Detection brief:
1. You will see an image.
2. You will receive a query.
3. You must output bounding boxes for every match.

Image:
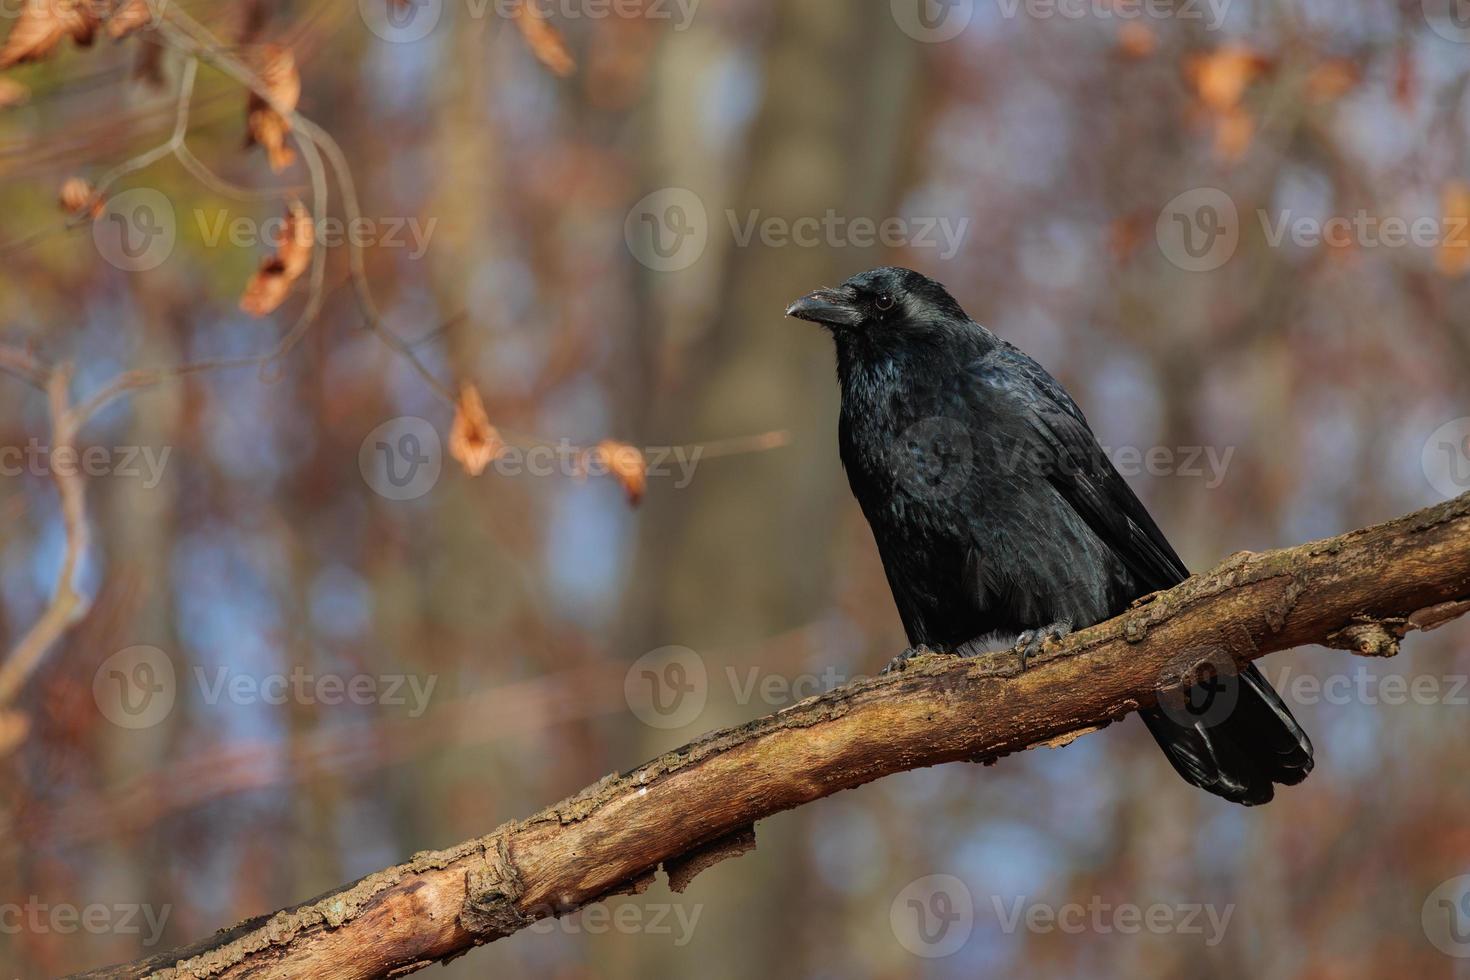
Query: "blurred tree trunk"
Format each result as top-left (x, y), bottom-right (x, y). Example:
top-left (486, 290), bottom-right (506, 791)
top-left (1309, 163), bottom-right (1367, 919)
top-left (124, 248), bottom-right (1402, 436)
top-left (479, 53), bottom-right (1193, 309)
top-left (620, 4), bottom-right (921, 976)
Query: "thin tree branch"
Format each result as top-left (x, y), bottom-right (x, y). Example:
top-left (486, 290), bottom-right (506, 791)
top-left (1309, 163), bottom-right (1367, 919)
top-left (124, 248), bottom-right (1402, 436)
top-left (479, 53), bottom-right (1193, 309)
top-left (0, 364), bottom-right (91, 709)
top-left (76, 492), bottom-right (1470, 980)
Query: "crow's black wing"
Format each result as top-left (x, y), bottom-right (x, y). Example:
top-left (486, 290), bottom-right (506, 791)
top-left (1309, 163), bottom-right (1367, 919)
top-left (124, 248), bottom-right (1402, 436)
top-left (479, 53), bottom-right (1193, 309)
top-left (971, 343), bottom-right (1313, 804)
top-left (971, 343), bottom-right (1190, 595)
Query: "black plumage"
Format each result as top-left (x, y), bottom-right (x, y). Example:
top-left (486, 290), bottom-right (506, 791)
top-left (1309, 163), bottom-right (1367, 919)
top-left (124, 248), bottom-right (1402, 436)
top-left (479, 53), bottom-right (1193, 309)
top-left (788, 266), bottom-right (1313, 806)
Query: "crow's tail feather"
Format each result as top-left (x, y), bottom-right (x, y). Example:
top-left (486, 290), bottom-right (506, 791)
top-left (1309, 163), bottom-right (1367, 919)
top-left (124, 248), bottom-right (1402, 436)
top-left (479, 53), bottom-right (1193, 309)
top-left (1140, 662), bottom-right (1313, 806)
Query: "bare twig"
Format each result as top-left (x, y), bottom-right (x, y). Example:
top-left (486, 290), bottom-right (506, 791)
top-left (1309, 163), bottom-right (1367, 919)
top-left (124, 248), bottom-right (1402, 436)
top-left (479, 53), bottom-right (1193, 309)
top-left (0, 363), bottom-right (91, 708)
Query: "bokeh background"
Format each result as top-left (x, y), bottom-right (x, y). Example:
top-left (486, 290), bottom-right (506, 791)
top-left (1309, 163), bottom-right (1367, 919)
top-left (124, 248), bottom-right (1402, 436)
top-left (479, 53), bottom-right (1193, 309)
top-left (3, 0), bottom-right (1470, 976)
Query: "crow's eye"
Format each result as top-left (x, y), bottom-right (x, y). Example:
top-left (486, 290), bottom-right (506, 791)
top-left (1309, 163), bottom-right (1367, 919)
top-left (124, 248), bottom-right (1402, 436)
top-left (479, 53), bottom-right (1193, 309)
top-left (875, 293), bottom-right (895, 311)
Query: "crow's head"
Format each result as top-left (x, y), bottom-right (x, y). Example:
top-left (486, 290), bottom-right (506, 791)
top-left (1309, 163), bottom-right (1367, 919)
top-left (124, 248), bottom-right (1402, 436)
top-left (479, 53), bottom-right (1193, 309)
top-left (784, 267), bottom-right (969, 336)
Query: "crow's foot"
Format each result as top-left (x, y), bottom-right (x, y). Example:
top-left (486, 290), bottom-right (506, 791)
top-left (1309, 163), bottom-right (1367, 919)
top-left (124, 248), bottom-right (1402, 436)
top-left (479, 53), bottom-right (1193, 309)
top-left (1012, 621), bottom-right (1072, 670)
top-left (881, 645), bottom-right (948, 675)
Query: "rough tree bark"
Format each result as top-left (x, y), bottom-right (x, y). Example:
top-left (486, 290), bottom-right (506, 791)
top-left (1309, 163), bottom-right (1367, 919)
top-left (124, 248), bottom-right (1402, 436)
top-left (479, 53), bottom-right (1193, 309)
top-left (78, 492), bottom-right (1470, 980)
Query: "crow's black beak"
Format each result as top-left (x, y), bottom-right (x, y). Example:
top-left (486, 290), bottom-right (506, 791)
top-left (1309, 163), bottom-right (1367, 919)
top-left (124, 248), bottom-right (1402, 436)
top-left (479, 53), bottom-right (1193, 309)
top-left (785, 288), bottom-right (861, 328)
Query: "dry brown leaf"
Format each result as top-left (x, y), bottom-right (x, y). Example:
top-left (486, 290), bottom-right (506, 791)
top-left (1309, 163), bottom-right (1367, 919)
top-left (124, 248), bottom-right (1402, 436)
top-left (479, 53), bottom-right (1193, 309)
top-left (0, 0), bottom-right (103, 69)
top-left (449, 383), bottom-right (503, 476)
top-left (1437, 181), bottom-right (1470, 278)
top-left (58, 176), bottom-right (103, 218)
top-left (0, 708), bottom-right (29, 757)
top-left (239, 262), bottom-right (293, 316)
top-left (1394, 45), bottom-right (1416, 110)
top-left (1107, 212), bottom-right (1147, 263)
top-left (589, 439), bottom-right (647, 506)
top-left (239, 201), bottom-right (314, 316)
top-left (1305, 59), bottom-right (1357, 104)
top-left (245, 44), bottom-right (301, 173)
top-left (274, 199), bottom-right (314, 279)
top-left (108, 0), bottom-right (154, 38)
top-left (132, 29), bottom-right (165, 86)
top-left (1115, 23), bottom-right (1157, 60)
top-left (0, 78), bottom-right (29, 107)
top-left (513, 0), bottom-right (575, 77)
top-left (1212, 105), bottom-right (1255, 162)
top-left (1186, 45), bottom-right (1270, 113)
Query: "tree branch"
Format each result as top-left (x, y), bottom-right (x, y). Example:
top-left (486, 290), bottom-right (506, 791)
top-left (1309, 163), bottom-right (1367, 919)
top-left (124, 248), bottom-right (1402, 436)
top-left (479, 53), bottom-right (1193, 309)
top-left (0, 362), bottom-right (91, 735)
top-left (78, 492), bottom-right (1470, 979)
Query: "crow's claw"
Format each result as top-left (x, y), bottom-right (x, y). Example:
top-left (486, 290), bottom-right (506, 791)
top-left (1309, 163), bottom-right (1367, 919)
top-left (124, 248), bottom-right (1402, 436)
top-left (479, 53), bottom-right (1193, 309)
top-left (1012, 621), bottom-right (1072, 670)
top-left (881, 645), bottom-right (940, 675)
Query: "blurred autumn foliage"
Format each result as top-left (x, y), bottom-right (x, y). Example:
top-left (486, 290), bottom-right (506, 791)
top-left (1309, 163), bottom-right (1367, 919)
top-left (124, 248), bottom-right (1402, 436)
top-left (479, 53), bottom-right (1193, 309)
top-left (2, 0), bottom-right (1470, 978)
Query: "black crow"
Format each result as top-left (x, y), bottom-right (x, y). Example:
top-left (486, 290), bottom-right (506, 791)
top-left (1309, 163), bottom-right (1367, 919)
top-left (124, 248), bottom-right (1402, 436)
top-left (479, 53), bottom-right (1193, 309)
top-left (787, 266), bottom-right (1313, 805)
